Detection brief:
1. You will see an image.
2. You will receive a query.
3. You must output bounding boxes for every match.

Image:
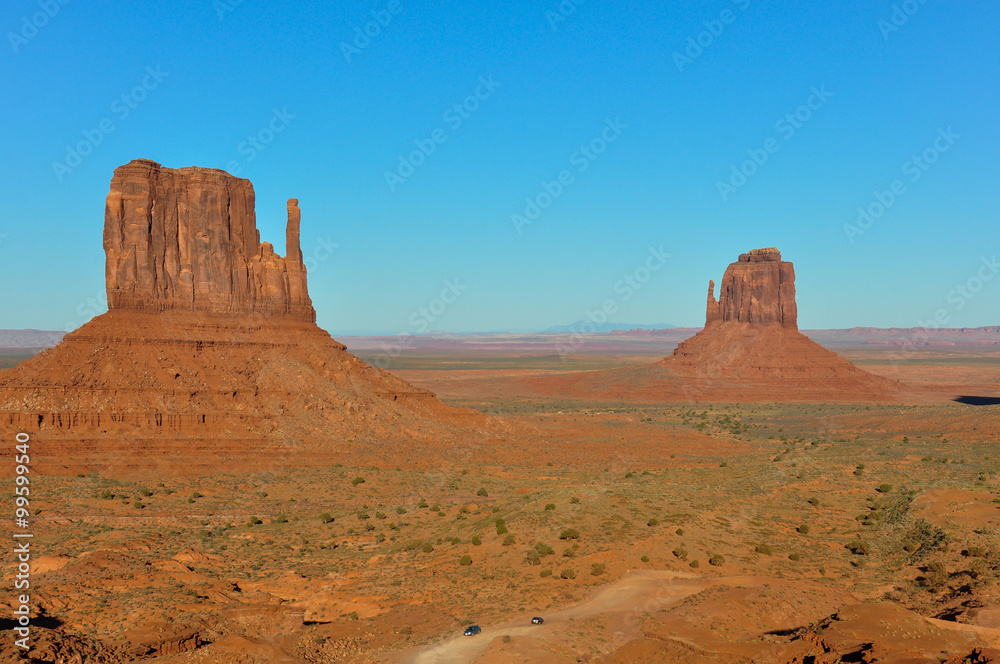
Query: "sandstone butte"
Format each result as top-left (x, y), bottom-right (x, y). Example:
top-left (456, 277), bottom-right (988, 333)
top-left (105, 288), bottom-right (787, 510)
top-left (0, 159), bottom-right (495, 477)
top-left (520, 248), bottom-right (908, 403)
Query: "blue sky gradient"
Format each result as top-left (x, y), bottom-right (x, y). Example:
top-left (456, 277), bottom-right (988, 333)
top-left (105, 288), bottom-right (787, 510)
top-left (1, 0), bottom-right (998, 333)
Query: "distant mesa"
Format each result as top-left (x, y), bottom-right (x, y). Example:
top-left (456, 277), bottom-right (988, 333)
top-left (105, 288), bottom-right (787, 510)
top-left (515, 248), bottom-right (908, 403)
top-left (0, 159), bottom-right (489, 477)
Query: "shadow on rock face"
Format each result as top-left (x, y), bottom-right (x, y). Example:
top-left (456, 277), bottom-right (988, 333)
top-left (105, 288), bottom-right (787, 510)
top-left (954, 395), bottom-right (1000, 406)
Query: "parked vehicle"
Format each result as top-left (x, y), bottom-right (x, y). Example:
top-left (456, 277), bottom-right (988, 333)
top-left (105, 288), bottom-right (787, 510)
top-left (463, 625), bottom-right (482, 636)
top-left (531, 617), bottom-right (545, 625)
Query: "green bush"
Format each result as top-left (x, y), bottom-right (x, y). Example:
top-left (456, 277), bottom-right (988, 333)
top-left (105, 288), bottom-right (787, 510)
top-left (719, 461), bottom-right (728, 468)
top-left (396, 506), bottom-right (407, 514)
top-left (846, 539), bottom-right (869, 555)
top-left (559, 528), bottom-right (580, 540)
top-left (560, 568), bottom-right (576, 579)
top-left (459, 555), bottom-right (472, 566)
top-left (788, 552), bottom-right (801, 561)
top-left (477, 487), bottom-right (488, 497)
top-left (534, 542), bottom-right (555, 556)
top-left (755, 543), bottom-right (773, 555)
top-left (140, 488), bottom-right (152, 497)
top-left (876, 483), bottom-right (893, 494)
top-left (450, 537), bottom-right (461, 545)
top-left (647, 518), bottom-right (659, 527)
top-left (675, 528), bottom-right (685, 536)
top-left (797, 524), bottom-right (810, 535)
top-left (248, 516), bottom-right (262, 526)
top-left (375, 511), bottom-right (387, 519)
top-left (471, 535), bottom-right (482, 546)
top-left (540, 569), bottom-right (552, 578)
top-left (689, 559), bottom-right (700, 568)
top-left (525, 550), bottom-right (541, 566)
top-left (320, 512), bottom-right (334, 524)
top-left (273, 515), bottom-right (287, 524)
top-left (133, 500), bottom-right (144, 509)
top-left (672, 546), bottom-right (688, 559)
top-left (422, 542), bottom-right (434, 553)
top-left (591, 563), bottom-right (606, 576)
top-left (496, 524), bottom-right (508, 535)
top-left (100, 490), bottom-right (114, 500)
top-left (570, 496), bottom-right (580, 504)
top-left (417, 499), bottom-right (428, 508)
top-left (807, 497), bottom-right (820, 506)
top-left (709, 554), bottom-right (725, 567)
top-left (352, 477), bottom-right (366, 486)
top-left (544, 503), bottom-right (556, 511)
top-left (502, 535), bottom-right (516, 546)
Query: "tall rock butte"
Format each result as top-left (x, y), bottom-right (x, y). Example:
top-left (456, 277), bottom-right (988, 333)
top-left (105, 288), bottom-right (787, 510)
top-left (0, 159), bottom-right (492, 477)
top-left (705, 247), bottom-right (797, 328)
top-left (104, 159), bottom-right (313, 319)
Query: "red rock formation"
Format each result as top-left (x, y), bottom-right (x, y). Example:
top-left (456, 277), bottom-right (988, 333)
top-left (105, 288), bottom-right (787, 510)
top-left (515, 248), bottom-right (908, 403)
top-left (0, 160), bottom-right (493, 477)
top-left (708, 247), bottom-right (797, 329)
top-left (104, 159), bottom-right (313, 319)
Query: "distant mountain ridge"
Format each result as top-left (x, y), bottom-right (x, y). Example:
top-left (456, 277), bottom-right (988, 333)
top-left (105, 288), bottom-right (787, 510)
top-left (542, 322), bottom-right (678, 333)
top-left (0, 329), bottom-right (66, 348)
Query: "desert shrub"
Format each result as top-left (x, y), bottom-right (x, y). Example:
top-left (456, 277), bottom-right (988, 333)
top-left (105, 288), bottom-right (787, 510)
top-left (570, 496), bottom-right (580, 504)
top-left (417, 499), bottom-right (428, 508)
top-left (562, 547), bottom-right (575, 558)
top-left (459, 555), bottom-right (472, 566)
top-left (477, 487), bottom-right (488, 497)
top-left (273, 515), bottom-right (287, 524)
top-left (876, 483), bottom-right (892, 494)
top-left (560, 568), bottom-right (576, 579)
top-left (966, 546), bottom-right (987, 558)
top-left (709, 554), bottom-right (725, 567)
top-left (140, 488), bottom-right (152, 497)
top-left (854, 465), bottom-right (865, 476)
top-left (450, 537), bottom-right (461, 545)
top-left (472, 535), bottom-right (482, 546)
top-left (641, 555), bottom-right (650, 562)
top-left (846, 539), bottom-right (869, 555)
top-left (808, 497), bottom-right (820, 506)
top-left (545, 503), bottom-right (556, 511)
top-left (789, 552), bottom-right (801, 561)
top-left (719, 461), bottom-right (728, 467)
top-left (675, 528), bottom-right (685, 536)
top-left (591, 563), bottom-right (606, 576)
top-left (672, 546), bottom-right (688, 559)
top-left (351, 477), bottom-right (365, 486)
top-left (797, 524), bottom-right (810, 535)
top-left (402, 540), bottom-right (421, 551)
top-left (559, 528), bottom-right (580, 540)
top-left (689, 559), bottom-right (700, 568)
top-left (248, 516), bottom-right (262, 526)
top-left (375, 511), bottom-right (387, 520)
top-left (357, 512), bottom-right (370, 520)
top-left (755, 543), bottom-right (773, 555)
top-left (625, 472), bottom-right (634, 478)
top-left (133, 500), bottom-right (144, 509)
top-left (422, 542), bottom-right (434, 553)
top-left (100, 490), bottom-right (114, 500)
top-left (525, 550), bottom-right (541, 566)
top-left (431, 503), bottom-right (441, 511)
top-left (535, 542), bottom-right (555, 556)
top-left (647, 518), bottom-right (659, 527)
top-left (347, 611), bottom-right (359, 620)
top-left (320, 512), bottom-right (334, 524)
top-left (496, 523), bottom-right (508, 536)
top-left (191, 491), bottom-right (203, 499)
top-left (396, 506), bottom-right (407, 514)
top-left (503, 535), bottom-right (516, 546)
top-left (540, 569), bottom-right (552, 578)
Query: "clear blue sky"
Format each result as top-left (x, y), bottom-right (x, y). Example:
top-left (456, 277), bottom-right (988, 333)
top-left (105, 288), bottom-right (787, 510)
top-left (2, 0), bottom-right (998, 333)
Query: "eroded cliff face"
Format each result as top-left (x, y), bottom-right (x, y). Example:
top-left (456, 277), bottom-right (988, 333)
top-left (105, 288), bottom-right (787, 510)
top-left (103, 159), bottom-right (314, 320)
top-left (706, 247), bottom-right (797, 329)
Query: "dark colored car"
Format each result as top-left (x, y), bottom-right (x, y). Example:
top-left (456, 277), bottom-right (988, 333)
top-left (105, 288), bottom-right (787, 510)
top-left (463, 625), bottom-right (482, 636)
top-left (531, 617), bottom-right (545, 625)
